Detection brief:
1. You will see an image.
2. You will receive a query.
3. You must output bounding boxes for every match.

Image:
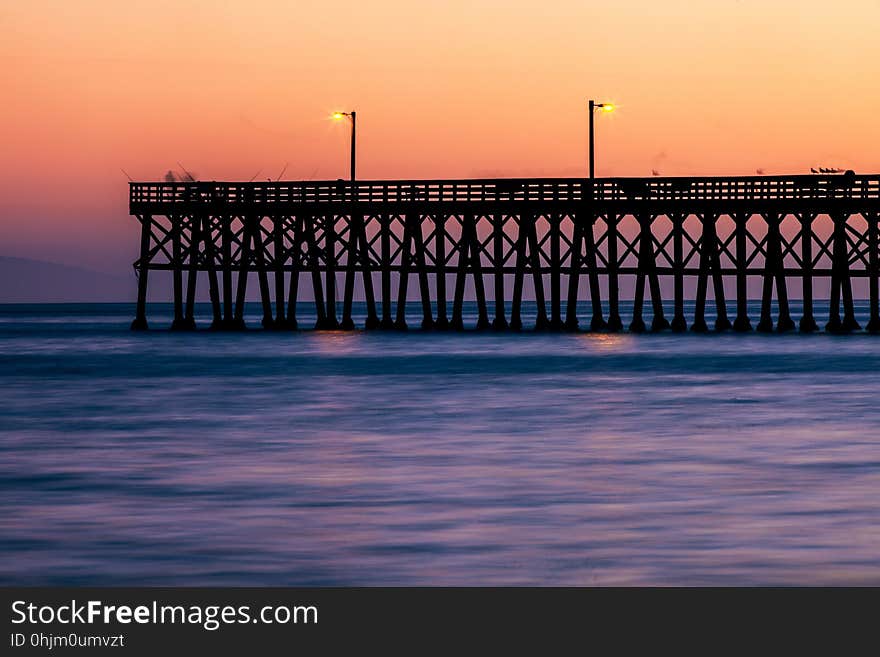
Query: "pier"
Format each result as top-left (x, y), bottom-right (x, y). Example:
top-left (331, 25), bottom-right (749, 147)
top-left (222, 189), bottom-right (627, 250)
top-left (129, 174), bottom-right (880, 333)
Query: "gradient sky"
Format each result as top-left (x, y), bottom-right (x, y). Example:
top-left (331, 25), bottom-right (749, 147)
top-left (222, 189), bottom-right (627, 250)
top-left (1, 0), bottom-right (879, 273)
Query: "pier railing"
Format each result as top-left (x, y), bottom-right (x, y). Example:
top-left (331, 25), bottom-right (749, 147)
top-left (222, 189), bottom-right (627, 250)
top-left (130, 175), bottom-right (880, 207)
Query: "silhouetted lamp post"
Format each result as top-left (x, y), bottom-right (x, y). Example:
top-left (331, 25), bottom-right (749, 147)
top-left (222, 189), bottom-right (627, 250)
top-left (587, 100), bottom-right (617, 332)
top-left (332, 111), bottom-right (357, 182)
top-left (588, 100), bottom-right (614, 179)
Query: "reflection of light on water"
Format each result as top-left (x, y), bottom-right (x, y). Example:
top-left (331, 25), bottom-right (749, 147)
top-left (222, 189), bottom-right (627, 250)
top-left (577, 333), bottom-right (632, 350)
top-left (309, 331), bottom-right (363, 355)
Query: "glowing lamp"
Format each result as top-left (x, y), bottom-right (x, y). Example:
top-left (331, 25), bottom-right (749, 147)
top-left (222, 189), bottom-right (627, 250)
top-left (331, 110), bottom-right (357, 181)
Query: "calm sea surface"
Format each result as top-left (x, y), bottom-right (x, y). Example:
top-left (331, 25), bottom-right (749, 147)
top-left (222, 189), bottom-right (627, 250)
top-left (2, 301), bottom-right (880, 585)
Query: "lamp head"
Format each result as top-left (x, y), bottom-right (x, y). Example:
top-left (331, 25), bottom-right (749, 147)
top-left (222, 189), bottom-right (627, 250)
top-left (590, 101), bottom-right (616, 113)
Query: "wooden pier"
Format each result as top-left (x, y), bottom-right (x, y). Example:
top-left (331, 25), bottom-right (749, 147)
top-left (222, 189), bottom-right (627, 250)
top-left (128, 173), bottom-right (880, 333)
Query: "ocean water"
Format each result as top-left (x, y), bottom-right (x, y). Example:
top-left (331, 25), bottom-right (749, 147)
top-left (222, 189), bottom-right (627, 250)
top-left (2, 301), bottom-right (880, 586)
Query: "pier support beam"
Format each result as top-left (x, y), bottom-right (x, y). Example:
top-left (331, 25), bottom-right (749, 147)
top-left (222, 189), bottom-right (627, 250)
top-left (798, 213), bottom-right (819, 332)
top-left (584, 215), bottom-right (606, 331)
top-left (630, 213), bottom-right (669, 333)
top-left (170, 215), bottom-right (186, 330)
top-left (757, 213), bottom-right (794, 333)
top-left (732, 213), bottom-right (752, 331)
top-left (180, 213), bottom-right (200, 330)
top-left (528, 214), bottom-right (550, 331)
top-left (827, 213), bottom-right (860, 333)
top-left (510, 213), bottom-right (549, 331)
top-left (510, 214), bottom-right (526, 331)
top-left (285, 216), bottom-right (302, 331)
top-left (320, 214), bottom-right (340, 330)
top-left (710, 217), bottom-right (731, 331)
top-left (566, 210), bottom-right (606, 331)
top-left (434, 215), bottom-right (449, 329)
top-left (342, 212), bottom-right (379, 330)
top-left (692, 214), bottom-right (730, 332)
top-left (451, 218), bottom-right (467, 330)
top-left (379, 214), bottom-right (394, 329)
top-left (492, 214), bottom-right (508, 330)
top-left (221, 216), bottom-right (235, 329)
top-left (396, 213), bottom-right (433, 330)
top-left (202, 215), bottom-right (222, 328)
top-left (131, 214), bottom-right (151, 330)
top-left (670, 213), bottom-right (687, 332)
top-left (341, 182), bottom-right (364, 330)
top-left (605, 214), bottom-right (623, 332)
top-left (414, 216), bottom-right (434, 330)
top-left (564, 217), bottom-right (582, 331)
top-left (272, 216), bottom-right (287, 329)
top-left (232, 215), bottom-right (251, 330)
top-left (252, 217), bottom-right (275, 329)
top-left (451, 214), bottom-right (490, 330)
top-left (549, 214), bottom-right (562, 330)
top-left (304, 215), bottom-right (328, 330)
top-left (868, 212), bottom-right (880, 333)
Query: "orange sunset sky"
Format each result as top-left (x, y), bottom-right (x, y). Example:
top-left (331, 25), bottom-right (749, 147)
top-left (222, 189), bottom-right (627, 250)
top-left (1, 0), bottom-right (879, 274)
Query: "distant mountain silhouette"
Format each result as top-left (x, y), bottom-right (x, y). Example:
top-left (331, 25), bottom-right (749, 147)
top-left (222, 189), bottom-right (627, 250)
top-left (0, 256), bottom-right (135, 302)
